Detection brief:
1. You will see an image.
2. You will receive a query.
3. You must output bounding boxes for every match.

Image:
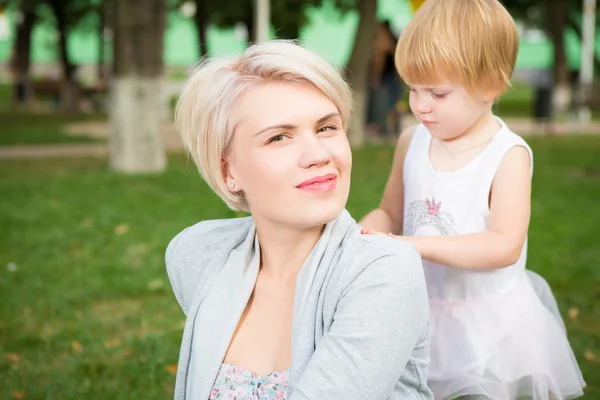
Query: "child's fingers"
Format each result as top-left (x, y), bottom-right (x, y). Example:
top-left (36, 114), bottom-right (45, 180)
top-left (361, 228), bottom-right (388, 235)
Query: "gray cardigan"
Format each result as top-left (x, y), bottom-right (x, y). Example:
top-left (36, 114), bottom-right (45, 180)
top-left (166, 209), bottom-right (433, 399)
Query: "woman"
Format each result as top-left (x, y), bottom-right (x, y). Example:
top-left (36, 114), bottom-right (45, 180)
top-left (167, 40), bottom-right (432, 400)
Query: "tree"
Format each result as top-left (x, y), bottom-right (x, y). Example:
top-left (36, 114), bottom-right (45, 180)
top-left (501, 0), bottom-right (599, 116)
top-left (6, 0), bottom-right (103, 110)
top-left (568, 5), bottom-right (600, 76)
top-left (176, 0), bottom-right (325, 53)
top-left (10, 0), bottom-right (38, 107)
top-left (270, 0), bottom-right (309, 40)
top-left (545, 0), bottom-right (570, 115)
top-left (49, 0), bottom-right (78, 112)
top-left (98, 0), bottom-right (113, 84)
top-left (110, 0), bottom-right (167, 173)
top-left (345, 0), bottom-right (378, 147)
top-left (193, 0), bottom-right (209, 56)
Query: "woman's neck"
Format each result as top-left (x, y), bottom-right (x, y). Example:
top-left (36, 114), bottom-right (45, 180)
top-left (253, 218), bottom-right (325, 283)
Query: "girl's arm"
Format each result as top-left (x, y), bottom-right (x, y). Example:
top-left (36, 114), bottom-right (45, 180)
top-left (394, 145), bottom-right (532, 270)
top-left (359, 126), bottom-right (416, 234)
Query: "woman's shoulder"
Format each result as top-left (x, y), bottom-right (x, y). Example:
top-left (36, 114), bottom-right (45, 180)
top-left (339, 231), bottom-right (426, 288)
top-left (165, 217), bottom-right (254, 314)
top-left (167, 217), bottom-right (254, 258)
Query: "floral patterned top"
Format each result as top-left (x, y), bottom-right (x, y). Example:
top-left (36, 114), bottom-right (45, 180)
top-left (208, 363), bottom-right (289, 400)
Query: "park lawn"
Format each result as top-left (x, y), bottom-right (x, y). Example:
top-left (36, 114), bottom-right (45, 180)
top-left (0, 111), bottom-right (106, 146)
top-left (1, 135), bottom-right (599, 399)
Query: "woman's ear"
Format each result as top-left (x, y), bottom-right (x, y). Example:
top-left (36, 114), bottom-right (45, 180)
top-left (222, 158), bottom-right (240, 193)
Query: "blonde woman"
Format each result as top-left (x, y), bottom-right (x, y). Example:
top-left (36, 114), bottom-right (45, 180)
top-left (167, 40), bottom-right (433, 400)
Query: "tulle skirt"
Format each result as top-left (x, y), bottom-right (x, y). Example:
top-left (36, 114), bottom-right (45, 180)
top-left (427, 271), bottom-right (586, 400)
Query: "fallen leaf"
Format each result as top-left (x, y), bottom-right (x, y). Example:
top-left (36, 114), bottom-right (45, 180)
top-left (584, 350), bottom-right (597, 362)
top-left (568, 307), bottom-right (579, 320)
top-left (103, 339), bottom-right (121, 349)
top-left (165, 364), bottom-right (178, 375)
top-left (114, 224), bottom-right (129, 236)
top-left (82, 218), bottom-right (94, 227)
top-left (3, 353), bottom-right (20, 364)
top-left (11, 391), bottom-right (26, 399)
top-left (70, 247), bottom-right (82, 260)
top-left (376, 150), bottom-right (390, 163)
top-left (71, 341), bottom-right (83, 353)
top-left (148, 279), bottom-right (164, 290)
top-left (118, 348), bottom-right (133, 358)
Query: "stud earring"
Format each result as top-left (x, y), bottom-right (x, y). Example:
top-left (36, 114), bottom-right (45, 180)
top-left (228, 182), bottom-right (235, 189)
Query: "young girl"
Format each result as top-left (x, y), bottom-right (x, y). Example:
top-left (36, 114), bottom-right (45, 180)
top-left (360, 0), bottom-right (586, 399)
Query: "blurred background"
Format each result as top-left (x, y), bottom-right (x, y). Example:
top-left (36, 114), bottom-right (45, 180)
top-left (0, 0), bottom-right (598, 398)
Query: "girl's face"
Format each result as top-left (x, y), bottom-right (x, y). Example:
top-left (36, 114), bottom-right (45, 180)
top-left (408, 81), bottom-right (497, 140)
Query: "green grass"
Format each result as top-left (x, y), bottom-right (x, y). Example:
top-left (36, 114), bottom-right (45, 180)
top-left (1, 130), bottom-right (599, 398)
top-left (0, 112), bottom-right (107, 146)
top-left (0, 83), bottom-right (107, 146)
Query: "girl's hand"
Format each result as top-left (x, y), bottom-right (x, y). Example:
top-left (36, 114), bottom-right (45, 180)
top-left (360, 228), bottom-right (387, 235)
top-left (361, 229), bottom-right (423, 258)
top-left (386, 234), bottom-right (424, 258)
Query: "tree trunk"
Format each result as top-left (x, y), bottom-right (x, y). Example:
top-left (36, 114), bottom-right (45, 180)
top-left (244, 0), bottom-right (257, 45)
top-left (50, 0), bottom-right (79, 113)
top-left (194, 0), bottom-right (208, 57)
top-left (110, 0), bottom-right (167, 173)
top-left (546, 0), bottom-right (571, 117)
top-left (12, 1), bottom-right (36, 107)
top-left (97, 1), bottom-right (106, 84)
top-left (346, 0), bottom-right (378, 147)
top-left (272, 0), bottom-right (302, 40)
top-left (567, 15), bottom-right (600, 76)
top-left (104, 0), bottom-right (115, 80)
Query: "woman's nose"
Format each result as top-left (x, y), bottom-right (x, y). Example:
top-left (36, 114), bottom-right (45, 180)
top-left (298, 133), bottom-right (332, 169)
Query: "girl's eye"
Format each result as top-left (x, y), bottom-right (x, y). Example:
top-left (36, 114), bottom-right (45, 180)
top-left (432, 92), bottom-right (447, 99)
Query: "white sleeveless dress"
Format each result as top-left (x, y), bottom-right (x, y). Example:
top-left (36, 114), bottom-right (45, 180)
top-left (402, 119), bottom-right (586, 399)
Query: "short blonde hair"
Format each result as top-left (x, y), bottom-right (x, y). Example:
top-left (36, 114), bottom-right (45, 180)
top-left (175, 40), bottom-right (352, 211)
top-left (396, 0), bottom-right (519, 95)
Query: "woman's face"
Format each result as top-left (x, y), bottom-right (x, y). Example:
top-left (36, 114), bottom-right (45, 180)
top-left (225, 81), bottom-right (352, 229)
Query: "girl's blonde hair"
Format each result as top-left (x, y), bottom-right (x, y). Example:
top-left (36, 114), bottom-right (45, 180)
top-left (396, 0), bottom-right (519, 95)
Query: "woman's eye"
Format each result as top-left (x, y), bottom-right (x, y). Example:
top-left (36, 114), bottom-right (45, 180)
top-left (317, 125), bottom-right (337, 133)
top-left (268, 134), bottom-right (288, 143)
